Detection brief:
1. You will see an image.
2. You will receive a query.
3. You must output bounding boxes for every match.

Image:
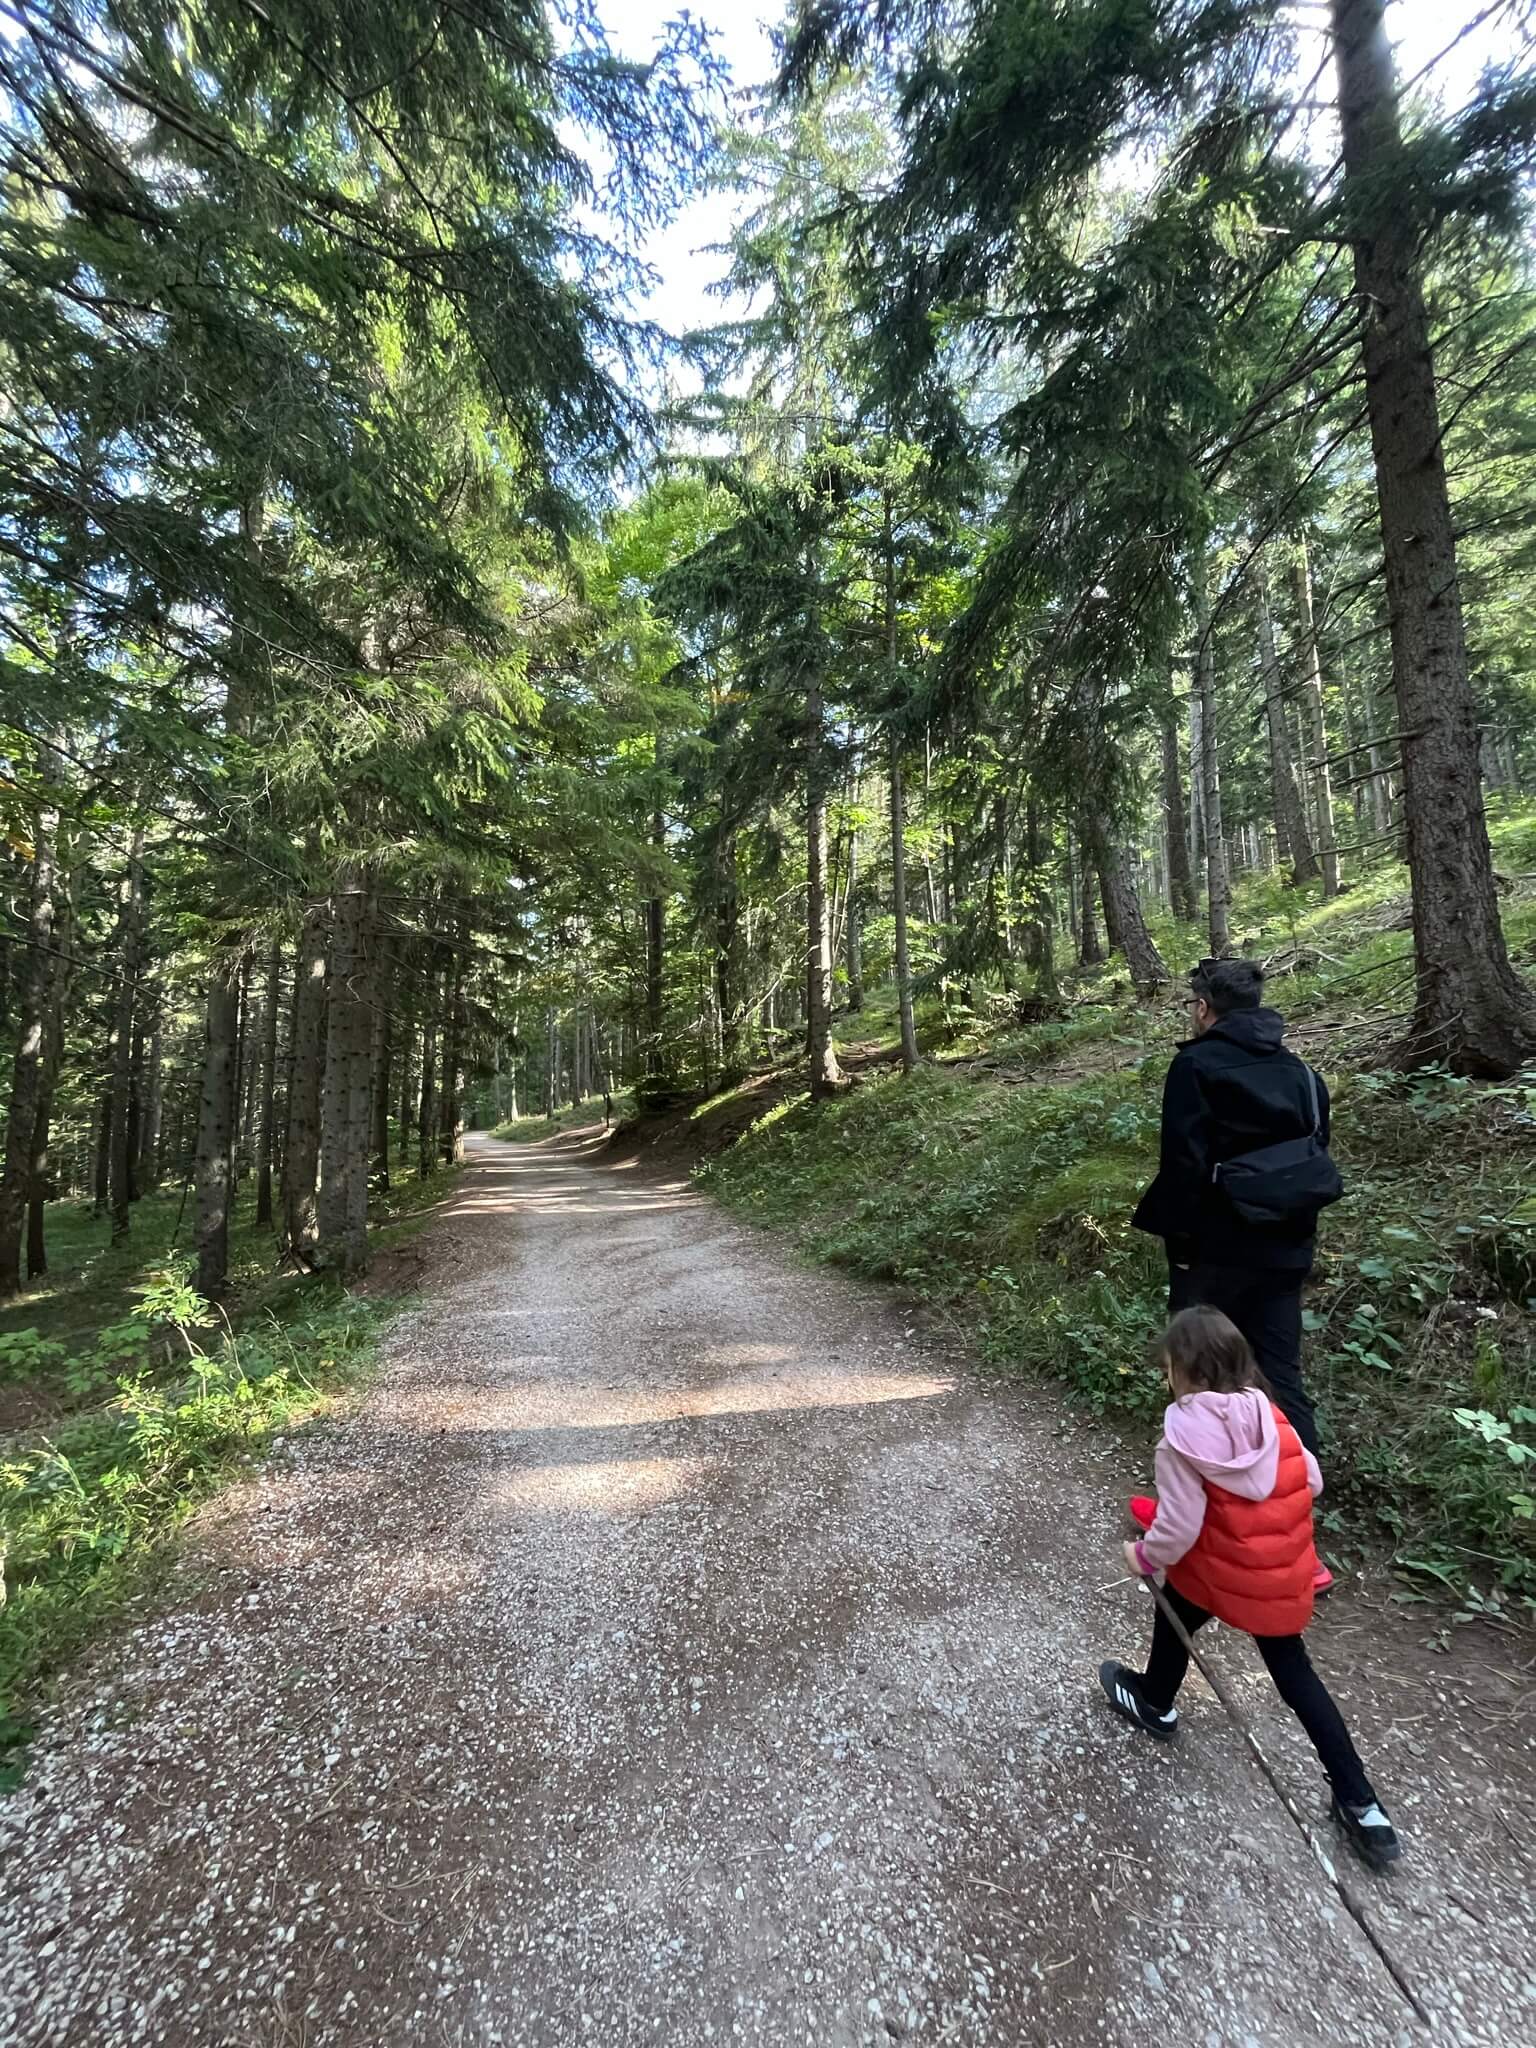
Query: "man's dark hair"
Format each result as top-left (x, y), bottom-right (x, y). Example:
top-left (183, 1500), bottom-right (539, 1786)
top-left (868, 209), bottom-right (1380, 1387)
top-left (1190, 956), bottom-right (1264, 1015)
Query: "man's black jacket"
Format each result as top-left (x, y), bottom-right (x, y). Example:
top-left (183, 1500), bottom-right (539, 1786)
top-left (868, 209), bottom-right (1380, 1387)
top-left (1131, 1005), bottom-right (1330, 1272)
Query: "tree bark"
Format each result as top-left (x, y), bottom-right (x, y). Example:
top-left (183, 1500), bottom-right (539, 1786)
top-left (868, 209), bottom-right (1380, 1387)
top-left (1291, 538), bottom-right (1341, 897)
top-left (316, 869), bottom-right (375, 1275)
top-left (645, 806), bottom-right (665, 1076)
top-left (438, 930), bottom-right (464, 1165)
top-left (108, 829), bottom-right (146, 1240)
top-left (397, 1022), bottom-right (416, 1166)
top-left (195, 954), bottom-right (241, 1299)
top-left (1022, 799), bottom-right (1059, 997)
top-left (1085, 814), bottom-right (1168, 996)
top-left (417, 1009), bottom-right (439, 1178)
top-left (1331, 0), bottom-right (1536, 1072)
top-left (281, 903), bottom-right (328, 1262)
top-left (845, 822), bottom-right (864, 1012)
top-left (1255, 559), bottom-right (1318, 885)
top-left (1194, 559), bottom-right (1231, 955)
top-left (805, 667), bottom-right (845, 1099)
top-left (254, 942), bottom-right (281, 1225)
top-left (882, 496), bottom-right (920, 1076)
top-left (232, 950), bottom-right (254, 1190)
top-left (1077, 825), bottom-right (1106, 966)
top-left (137, 1002), bottom-right (164, 1196)
top-left (1187, 687), bottom-right (1205, 884)
top-left (0, 763), bottom-right (61, 1299)
top-left (1095, 840), bottom-right (1125, 955)
top-left (1162, 708), bottom-right (1198, 921)
top-left (889, 738), bottom-right (920, 1074)
top-left (370, 959), bottom-right (391, 1194)
top-left (26, 969), bottom-right (66, 1282)
top-left (89, 1087), bottom-right (110, 1219)
top-left (716, 827), bottom-right (745, 1081)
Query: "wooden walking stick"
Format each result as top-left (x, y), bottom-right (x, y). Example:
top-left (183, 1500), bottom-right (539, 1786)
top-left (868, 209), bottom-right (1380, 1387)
top-left (1141, 1577), bottom-right (1432, 2030)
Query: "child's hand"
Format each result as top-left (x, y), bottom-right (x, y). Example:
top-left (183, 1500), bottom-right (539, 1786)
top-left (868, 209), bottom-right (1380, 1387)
top-left (1123, 1539), bottom-right (1146, 1576)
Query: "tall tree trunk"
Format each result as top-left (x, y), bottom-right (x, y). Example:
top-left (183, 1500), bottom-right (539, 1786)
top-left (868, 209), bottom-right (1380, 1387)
top-left (254, 942), bottom-right (281, 1226)
top-left (316, 870), bottom-right (375, 1275)
top-left (883, 497), bottom-right (919, 1076)
top-left (108, 829), bottom-right (146, 1240)
top-left (417, 1009), bottom-right (439, 1179)
top-left (645, 806), bottom-right (665, 1075)
top-left (845, 822), bottom-right (864, 1012)
top-left (1077, 826), bottom-right (1106, 966)
top-left (1187, 688), bottom-right (1205, 886)
top-left (805, 667), bottom-right (845, 1099)
top-left (282, 903), bottom-right (328, 1262)
top-left (1084, 815), bottom-right (1169, 996)
top-left (1332, 0), bottom-right (1535, 1072)
top-left (1291, 539), bottom-right (1341, 897)
top-left (25, 1097), bottom-right (53, 1284)
top-left (1255, 560), bottom-right (1318, 885)
top-left (370, 959), bottom-right (391, 1194)
top-left (438, 931), bottom-right (465, 1165)
top-left (92, 1086), bottom-right (111, 1221)
top-left (1095, 841), bottom-right (1125, 955)
top-left (195, 954), bottom-right (241, 1299)
top-left (26, 964), bottom-right (67, 1282)
top-left (992, 800), bottom-right (1014, 986)
top-left (1194, 561), bottom-right (1232, 956)
top-left (1063, 830), bottom-right (1081, 949)
top-left (890, 738), bottom-right (920, 1074)
top-left (0, 763), bottom-right (61, 1299)
top-left (232, 950), bottom-right (254, 1191)
top-left (137, 1002), bottom-right (164, 1196)
top-left (1161, 708), bottom-right (1198, 921)
top-left (397, 1024), bottom-right (416, 1165)
top-left (716, 827), bottom-right (745, 1080)
top-left (1022, 799), bottom-right (1058, 997)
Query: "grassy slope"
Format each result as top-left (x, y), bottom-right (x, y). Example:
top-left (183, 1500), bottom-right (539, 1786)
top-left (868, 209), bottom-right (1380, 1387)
top-left (706, 806), bottom-right (1536, 1614)
top-left (0, 1157), bottom-right (458, 1774)
top-left (491, 1090), bottom-right (635, 1144)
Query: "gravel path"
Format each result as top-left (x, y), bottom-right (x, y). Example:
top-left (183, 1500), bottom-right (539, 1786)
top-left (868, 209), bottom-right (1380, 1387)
top-left (3, 1134), bottom-right (1533, 2047)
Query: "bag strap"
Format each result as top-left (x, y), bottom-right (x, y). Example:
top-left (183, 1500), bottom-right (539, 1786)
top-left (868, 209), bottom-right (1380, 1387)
top-left (1303, 1062), bottom-right (1321, 1140)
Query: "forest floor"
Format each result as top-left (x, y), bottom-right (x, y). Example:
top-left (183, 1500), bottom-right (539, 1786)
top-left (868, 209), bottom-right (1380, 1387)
top-left (3, 1131), bottom-right (1532, 2048)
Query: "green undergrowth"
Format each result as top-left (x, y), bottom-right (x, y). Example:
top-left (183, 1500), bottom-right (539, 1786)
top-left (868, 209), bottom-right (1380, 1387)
top-left (491, 1090), bottom-right (635, 1143)
top-left (915, 802), bottom-right (1536, 1081)
top-left (705, 823), bottom-right (1536, 1623)
top-left (0, 1163), bottom-right (457, 1781)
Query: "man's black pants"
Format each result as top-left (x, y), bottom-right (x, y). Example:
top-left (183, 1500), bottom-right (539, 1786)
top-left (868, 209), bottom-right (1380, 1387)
top-left (1167, 1261), bottom-right (1320, 1460)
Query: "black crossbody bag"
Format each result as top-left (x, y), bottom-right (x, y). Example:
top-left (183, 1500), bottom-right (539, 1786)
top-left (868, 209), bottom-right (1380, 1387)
top-left (1212, 1065), bottom-right (1344, 1228)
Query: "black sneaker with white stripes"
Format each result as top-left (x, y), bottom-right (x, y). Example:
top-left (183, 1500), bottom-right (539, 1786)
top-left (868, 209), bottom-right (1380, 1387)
top-left (1330, 1795), bottom-right (1402, 1869)
top-left (1098, 1661), bottom-right (1179, 1741)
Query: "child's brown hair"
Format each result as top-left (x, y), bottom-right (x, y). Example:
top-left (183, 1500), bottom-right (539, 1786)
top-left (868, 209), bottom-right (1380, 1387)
top-left (1159, 1304), bottom-right (1270, 1396)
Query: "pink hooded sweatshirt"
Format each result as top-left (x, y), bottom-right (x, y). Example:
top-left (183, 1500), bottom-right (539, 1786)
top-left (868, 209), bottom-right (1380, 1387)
top-left (1137, 1388), bottom-right (1324, 1575)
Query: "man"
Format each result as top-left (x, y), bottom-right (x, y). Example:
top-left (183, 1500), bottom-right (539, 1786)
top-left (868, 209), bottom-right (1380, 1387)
top-left (1131, 957), bottom-right (1336, 1591)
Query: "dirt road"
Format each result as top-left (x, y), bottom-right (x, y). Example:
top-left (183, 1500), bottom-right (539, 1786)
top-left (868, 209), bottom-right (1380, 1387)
top-left (2, 1135), bottom-right (1532, 2046)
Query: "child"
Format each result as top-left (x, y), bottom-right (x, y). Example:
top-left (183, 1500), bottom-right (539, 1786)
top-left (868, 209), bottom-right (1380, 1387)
top-left (1100, 1305), bottom-right (1401, 1869)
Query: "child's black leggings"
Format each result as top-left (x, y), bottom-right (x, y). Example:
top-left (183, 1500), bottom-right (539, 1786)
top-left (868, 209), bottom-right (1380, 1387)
top-left (1140, 1585), bottom-right (1377, 1808)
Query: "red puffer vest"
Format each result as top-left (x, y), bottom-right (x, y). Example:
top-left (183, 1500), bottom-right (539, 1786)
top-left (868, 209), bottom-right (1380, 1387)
top-left (1167, 1405), bottom-right (1317, 1637)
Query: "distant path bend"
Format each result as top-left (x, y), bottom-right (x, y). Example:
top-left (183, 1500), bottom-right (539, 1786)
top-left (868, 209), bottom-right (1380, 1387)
top-left (2, 1133), bottom-right (1531, 2046)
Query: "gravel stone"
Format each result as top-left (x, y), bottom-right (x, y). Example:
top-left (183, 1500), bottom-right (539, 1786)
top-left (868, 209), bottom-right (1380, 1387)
top-left (1, 1133), bottom-right (1531, 2046)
